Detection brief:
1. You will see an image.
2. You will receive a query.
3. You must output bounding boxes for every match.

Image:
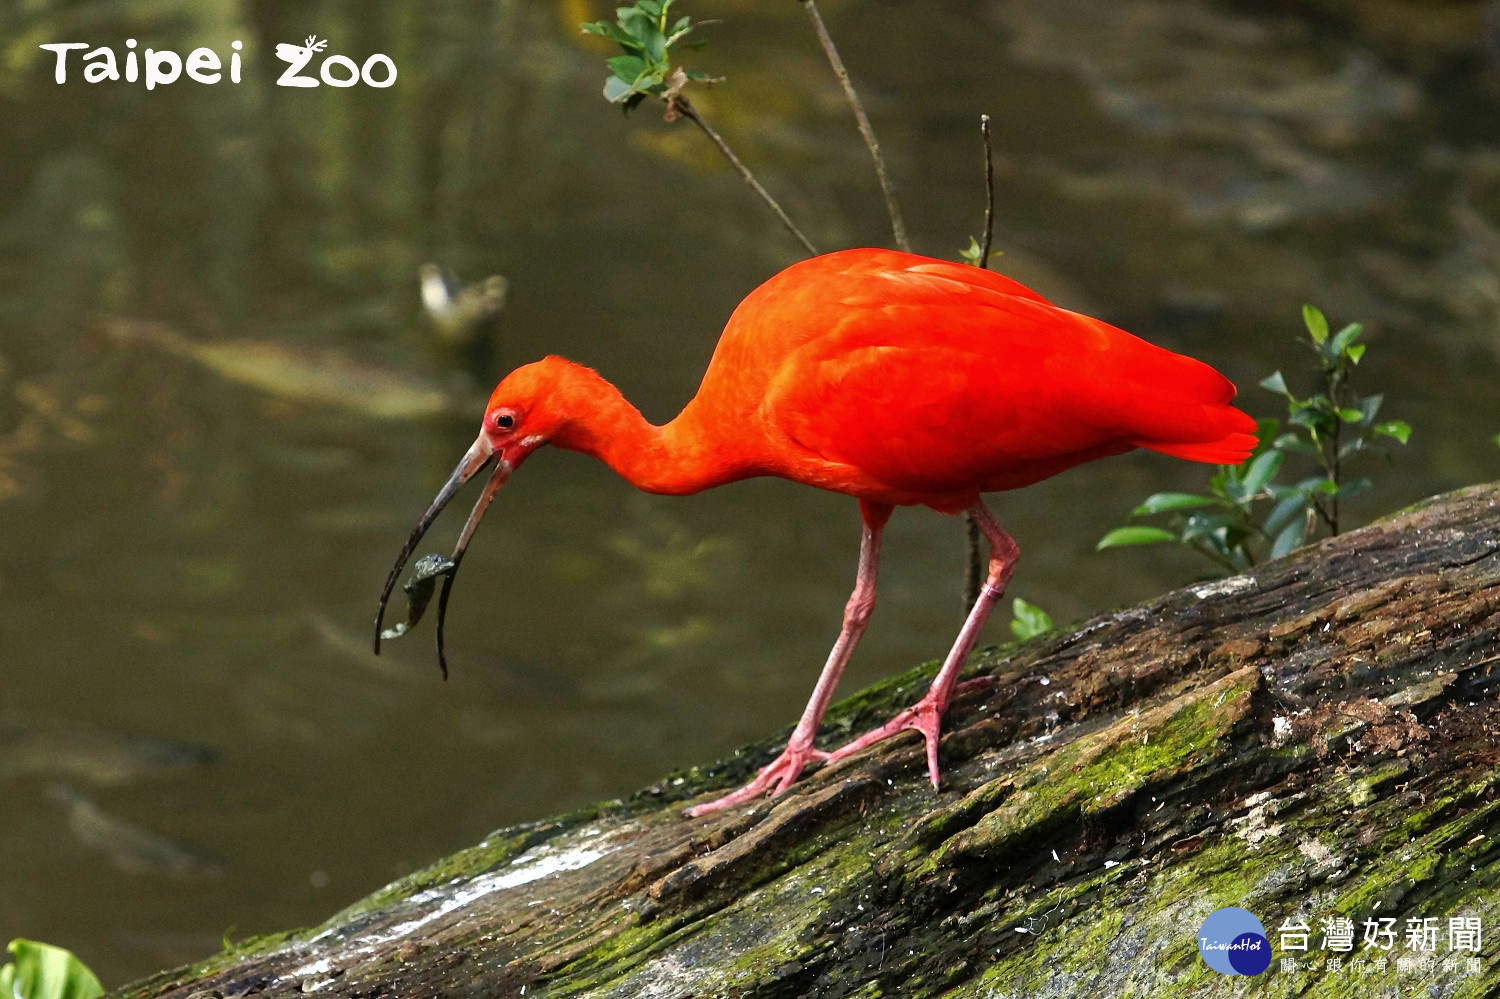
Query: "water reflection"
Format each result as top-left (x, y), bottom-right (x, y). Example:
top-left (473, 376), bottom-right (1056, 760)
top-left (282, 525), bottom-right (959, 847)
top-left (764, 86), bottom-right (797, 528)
top-left (1, 0), bottom-right (1498, 985)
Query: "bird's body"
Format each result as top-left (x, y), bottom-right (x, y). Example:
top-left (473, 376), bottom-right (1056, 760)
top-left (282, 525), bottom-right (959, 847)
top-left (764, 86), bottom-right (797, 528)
top-left (535, 249), bottom-right (1254, 509)
top-left (376, 248), bottom-right (1257, 815)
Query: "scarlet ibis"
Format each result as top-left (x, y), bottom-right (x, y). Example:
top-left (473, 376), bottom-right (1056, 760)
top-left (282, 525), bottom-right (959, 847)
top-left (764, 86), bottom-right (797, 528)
top-left (374, 248), bottom-right (1256, 816)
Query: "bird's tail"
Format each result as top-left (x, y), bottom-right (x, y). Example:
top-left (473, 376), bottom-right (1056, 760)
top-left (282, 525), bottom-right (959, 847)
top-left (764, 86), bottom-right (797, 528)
top-left (1107, 338), bottom-right (1259, 465)
top-left (1130, 399), bottom-right (1259, 465)
top-left (1050, 309), bottom-right (1259, 466)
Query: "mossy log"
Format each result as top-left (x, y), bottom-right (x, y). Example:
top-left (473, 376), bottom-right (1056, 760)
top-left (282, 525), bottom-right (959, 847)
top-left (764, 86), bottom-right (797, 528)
top-left (119, 484), bottom-right (1500, 998)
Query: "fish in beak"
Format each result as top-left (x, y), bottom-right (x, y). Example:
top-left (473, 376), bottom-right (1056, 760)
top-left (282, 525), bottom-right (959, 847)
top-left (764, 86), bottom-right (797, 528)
top-left (373, 435), bottom-right (513, 677)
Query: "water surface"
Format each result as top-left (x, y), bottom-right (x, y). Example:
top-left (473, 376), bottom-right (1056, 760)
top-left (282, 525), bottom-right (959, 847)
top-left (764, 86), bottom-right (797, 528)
top-left (2, 0), bottom-right (1498, 983)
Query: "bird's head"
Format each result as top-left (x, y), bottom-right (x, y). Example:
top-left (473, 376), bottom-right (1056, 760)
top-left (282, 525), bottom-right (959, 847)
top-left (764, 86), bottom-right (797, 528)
top-left (371, 357), bottom-right (583, 671)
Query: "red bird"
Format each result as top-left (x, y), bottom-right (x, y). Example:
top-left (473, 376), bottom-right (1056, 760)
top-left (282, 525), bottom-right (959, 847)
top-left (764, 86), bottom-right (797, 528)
top-left (375, 248), bottom-right (1257, 816)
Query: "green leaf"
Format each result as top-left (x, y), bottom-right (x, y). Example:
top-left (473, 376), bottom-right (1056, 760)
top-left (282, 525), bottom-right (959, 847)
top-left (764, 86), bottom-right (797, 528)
top-left (1009, 597), bottom-right (1054, 641)
top-left (1288, 395), bottom-right (1337, 434)
top-left (640, 21), bottom-right (667, 62)
top-left (636, 65), bottom-right (668, 91)
top-left (1240, 449), bottom-right (1284, 496)
top-left (0, 940), bottom-right (104, 999)
top-left (1302, 304), bottom-right (1329, 345)
top-left (1259, 371), bottom-right (1289, 396)
top-left (1374, 420), bottom-right (1411, 445)
top-left (1272, 433), bottom-right (1318, 456)
top-left (1270, 519), bottom-right (1307, 559)
top-left (1330, 322), bottom-right (1364, 355)
top-left (960, 236), bottom-right (983, 266)
top-left (618, 8), bottom-right (652, 41)
top-left (1346, 343), bottom-right (1366, 364)
top-left (1181, 511), bottom-right (1237, 538)
top-left (582, 21), bottom-right (641, 50)
top-left (1096, 526), bottom-right (1177, 550)
top-left (606, 54), bottom-right (646, 82)
top-left (1263, 494), bottom-right (1308, 535)
top-left (1129, 492), bottom-right (1218, 516)
top-left (667, 14), bottom-right (697, 45)
top-left (1335, 407), bottom-right (1364, 423)
top-left (602, 75), bottom-right (635, 103)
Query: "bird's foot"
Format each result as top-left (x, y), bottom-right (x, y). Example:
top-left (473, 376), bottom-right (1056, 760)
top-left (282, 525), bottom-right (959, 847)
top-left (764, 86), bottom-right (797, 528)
top-left (825, 674), bottom-right (994, 790)
top-left (686, 741), bottom-right (830, 817)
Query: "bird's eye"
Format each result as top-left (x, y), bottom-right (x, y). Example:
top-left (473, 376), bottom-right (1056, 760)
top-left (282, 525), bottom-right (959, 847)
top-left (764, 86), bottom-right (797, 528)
top-left (493, 412), bottom-right (515, 431)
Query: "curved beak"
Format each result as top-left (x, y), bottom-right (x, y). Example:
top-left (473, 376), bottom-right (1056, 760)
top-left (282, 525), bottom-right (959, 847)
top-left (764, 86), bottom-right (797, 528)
top-left (373, 435), bottom-right (512, 676)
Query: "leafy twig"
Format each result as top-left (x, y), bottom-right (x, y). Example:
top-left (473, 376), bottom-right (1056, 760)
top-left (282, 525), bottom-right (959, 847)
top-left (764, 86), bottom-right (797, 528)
top-left (799, 0), bottom-right (908, 252)
top-left (584, 0), bottom-right (817, 255)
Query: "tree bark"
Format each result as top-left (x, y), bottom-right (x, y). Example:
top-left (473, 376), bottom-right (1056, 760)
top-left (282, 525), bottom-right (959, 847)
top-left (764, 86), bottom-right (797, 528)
top-left (117, 484), bottom-right (1500, 998)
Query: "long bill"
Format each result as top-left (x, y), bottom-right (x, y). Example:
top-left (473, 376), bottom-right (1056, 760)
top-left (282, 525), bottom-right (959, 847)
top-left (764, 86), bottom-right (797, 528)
top-left (373, 435), bottom-right (505, 657)
top-left (430, 459), bottom-right (511, 678)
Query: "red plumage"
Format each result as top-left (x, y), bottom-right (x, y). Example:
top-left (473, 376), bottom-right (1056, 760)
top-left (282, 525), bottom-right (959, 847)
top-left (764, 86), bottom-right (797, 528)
top-left (674, 248), bottom-right (1256, 511)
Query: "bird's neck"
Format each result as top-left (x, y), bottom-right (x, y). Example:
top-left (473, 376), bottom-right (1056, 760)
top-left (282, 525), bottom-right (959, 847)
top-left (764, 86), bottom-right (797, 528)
top-left (549, 365), bottom-right (744, 496)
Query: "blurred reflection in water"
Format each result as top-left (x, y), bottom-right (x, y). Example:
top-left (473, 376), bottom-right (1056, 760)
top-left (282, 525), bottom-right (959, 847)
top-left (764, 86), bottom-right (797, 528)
top-left (2, 0), bottom-right (1499, 984)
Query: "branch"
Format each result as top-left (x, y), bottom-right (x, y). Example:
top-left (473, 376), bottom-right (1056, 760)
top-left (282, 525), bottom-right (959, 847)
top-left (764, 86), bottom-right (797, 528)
top-left (672, 95), bottom-right (818, 256)
top-left (800, 0), bottom-right (909, 252)
top-left (965, 116), bottom-right (998, 608)
top-left (978, 114), bottom-right (996, 270)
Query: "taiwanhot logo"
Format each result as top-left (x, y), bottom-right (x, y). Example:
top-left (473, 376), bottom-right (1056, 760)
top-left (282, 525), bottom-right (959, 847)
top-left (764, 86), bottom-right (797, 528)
top-left (1198, 906), bottom-right (1272, 976)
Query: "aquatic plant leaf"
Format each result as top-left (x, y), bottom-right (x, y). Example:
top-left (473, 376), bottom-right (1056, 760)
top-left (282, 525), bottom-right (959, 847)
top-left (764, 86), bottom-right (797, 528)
top-left (378, 555), bottom-right (456, 641)
top-left (0, 939), bottom-right (104, 999)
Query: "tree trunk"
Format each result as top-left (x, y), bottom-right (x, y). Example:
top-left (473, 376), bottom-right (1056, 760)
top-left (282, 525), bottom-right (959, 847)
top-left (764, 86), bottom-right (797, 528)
top-left (117, 484), bottom-right (1500, 998)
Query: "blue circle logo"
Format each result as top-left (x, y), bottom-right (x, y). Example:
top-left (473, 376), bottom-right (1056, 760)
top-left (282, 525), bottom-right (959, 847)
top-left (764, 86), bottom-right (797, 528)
top-left (1198, 907), bottom-right (1271, 976)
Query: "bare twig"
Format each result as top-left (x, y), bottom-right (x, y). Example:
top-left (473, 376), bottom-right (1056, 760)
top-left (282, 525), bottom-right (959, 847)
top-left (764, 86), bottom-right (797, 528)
top-left (964, 114), bottom-right (999, 610)
top-left (671, 95), bottom-right (818, 256)
top-left (978, 114), bottom-right (996, 270)
top-left (800, 0), bottom-right (909, 252)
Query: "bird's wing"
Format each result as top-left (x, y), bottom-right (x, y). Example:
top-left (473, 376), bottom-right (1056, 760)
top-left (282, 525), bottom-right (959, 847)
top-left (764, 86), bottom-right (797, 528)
top-left (763, 287), bottom-right (1254, 494)
top-left (698, 250), bottom-right (1055, 405)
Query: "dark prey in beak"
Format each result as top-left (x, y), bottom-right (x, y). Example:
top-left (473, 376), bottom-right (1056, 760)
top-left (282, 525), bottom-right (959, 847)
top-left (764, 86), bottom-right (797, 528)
top-left (377, 554), bottom-right (455, 641)
top-left (373, 436), bottom-right (510, 677)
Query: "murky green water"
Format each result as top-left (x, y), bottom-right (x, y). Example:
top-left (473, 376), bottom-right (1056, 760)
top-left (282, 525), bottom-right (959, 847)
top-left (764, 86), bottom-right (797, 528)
top-left (3, 0), bottom-right (1499, 984)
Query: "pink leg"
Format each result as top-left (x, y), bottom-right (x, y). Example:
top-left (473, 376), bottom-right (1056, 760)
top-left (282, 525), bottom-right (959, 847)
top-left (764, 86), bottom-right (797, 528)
top-left (826, 500), bottom-right (1018, 789)
top-left (688, 502), bottom-right (892, 816)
